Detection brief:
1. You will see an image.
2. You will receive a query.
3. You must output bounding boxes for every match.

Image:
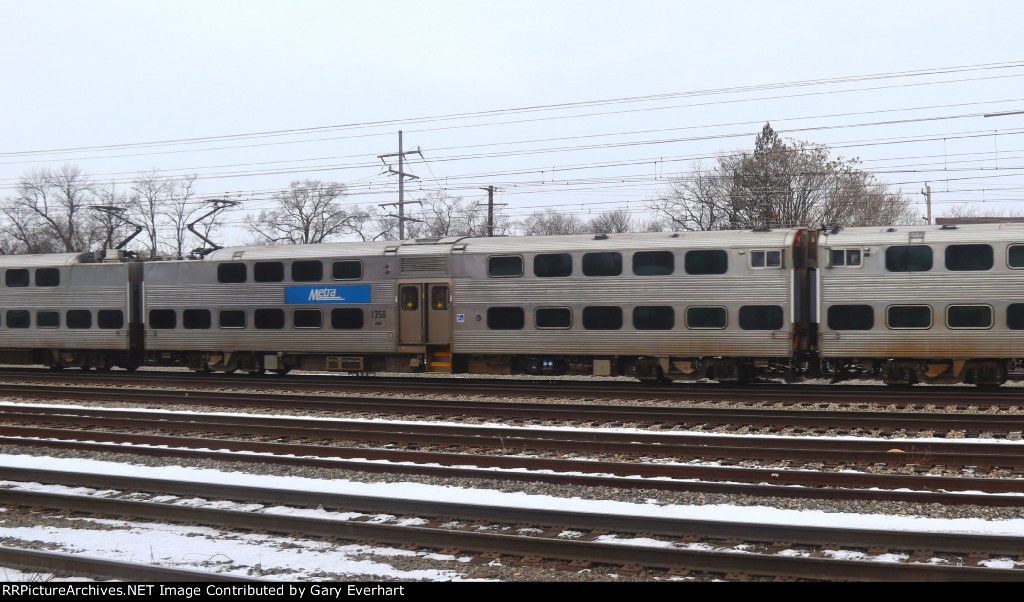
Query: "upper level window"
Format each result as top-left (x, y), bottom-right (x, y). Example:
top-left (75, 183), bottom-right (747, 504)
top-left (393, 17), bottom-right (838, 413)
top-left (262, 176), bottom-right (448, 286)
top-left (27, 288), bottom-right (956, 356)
top-left (217, 263), bottom-right (246, 283)
top-left (5, 269), bottom-right (29, 287)
top-left (254, 262), bottom-right (284, 282)
top-left (582, 252), bottom-right (622, 277)
top-left (1008, 244), bottom-right (1024, 268)
top-left (331, 260), bottom-right (362, 280)
top-left (829, 248), bottom-right (862, 267)
top-left (885, 246), bottom-right (932, 272)
top-left (533, 253), bottom-right (572, 277)
top-left (35, 268), bottom-right (60, 287)
top-left (488, 256), bottom-right (523, 278)
top-left (945, 244), bottom-right (993, 271)
top-left (632, 251), bottom-right (674, 276)
top-left (291, 260), bottom-right (323, 282)
top-left (684, 250), bottom-right (727, 275)
top-left (750, 250), bottom-right (782, 269)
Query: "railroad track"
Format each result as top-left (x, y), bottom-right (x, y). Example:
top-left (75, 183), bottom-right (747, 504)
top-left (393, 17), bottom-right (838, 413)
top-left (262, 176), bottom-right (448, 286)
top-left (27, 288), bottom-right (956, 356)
top-left (1, 382), bottom-right (1023, 436)
top-left (3, 367), bottom-right (1024, 407)
top-left (2, 468), bottom-right (1021, 582)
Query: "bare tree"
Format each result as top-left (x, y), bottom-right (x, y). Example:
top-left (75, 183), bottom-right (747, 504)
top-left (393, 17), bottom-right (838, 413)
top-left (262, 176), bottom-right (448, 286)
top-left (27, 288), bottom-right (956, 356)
top-left (244, 179), bottom-right (361, 245)
top-left (5, 165), bottom-right (101, 252)
top-left (651, 123), bottom-right (918, 230)
top-left (519, 208), bottom-right (587, 236)
top-left (587, 208), bottom-right (634, 234)
top-left (129, 169), bottom-right (172, 257)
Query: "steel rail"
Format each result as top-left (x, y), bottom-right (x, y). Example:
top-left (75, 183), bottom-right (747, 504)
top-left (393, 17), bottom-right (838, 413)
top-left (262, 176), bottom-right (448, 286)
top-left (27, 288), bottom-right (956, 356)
top-left (2, 428), bottom-right (1024, 506)
top-left (4, 466), bottom-right (1023, 557)
top-left (3, 405), bottom-right (1024, 469)
top-left (0, 546), bottom-right (260, 582)
top-left (1, 383), bottom-right (1023, 434)
top-left (2, 489), bottom-right (1019, 582)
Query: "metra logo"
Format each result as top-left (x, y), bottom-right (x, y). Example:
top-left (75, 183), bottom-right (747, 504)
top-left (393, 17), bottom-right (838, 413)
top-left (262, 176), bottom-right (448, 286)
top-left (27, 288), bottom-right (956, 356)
top-left (308, 288), bottom-right (341, 301)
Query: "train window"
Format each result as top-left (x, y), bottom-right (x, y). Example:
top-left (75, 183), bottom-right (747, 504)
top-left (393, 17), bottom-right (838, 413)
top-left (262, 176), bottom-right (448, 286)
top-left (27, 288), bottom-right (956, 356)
top-left (400, 286), bottom-right (419, 311)
top-left (488, 255), bottom-right (523, 278)
top-left (885, 246), bottom-right (932, 272)
top-left (487, 307), bottom-right (525, 330)
top-left (582, 252), bottom-right (622, 277)
top-left (431, 286), bottom-right (449, 310)
top-left (98, 310), bottom-right (124, 330)
top-left (947, 305), bottom-right (992, 329)
top-left (632, 251), bottom-right (674, 276)
top-left (535, 307), bottom-right (572, 329)
top-left (219, 310), bottom-right (246, 328)
top-left (685, 250), bottom-right (728, 275)
top-left (35, 268), bottom-right (59, 287)
top-left (293, 309), bottom-right (322, 329)
top-left (183, 309), bottom-right (211, 329)
top-left (149, 309), bottom-right (175, 329)
top-left (829, 248), bottom-right (862, 267)
top-left (331, 308), bottom-right (364, 329)
top-left (217, 263), bottom-right (246, 283)
top-left (583, 306), bottom-right (622, 330)
top-left (331, 260), bottom-right (362, 280)
top-left (291, 260), bottom-right (323, 282)
top-left (886, 305), bottom-right (932, 329)
top-left (827, 305), bottom-right (874, 330)
top-left (1009, 245), bottom-right (1024, 268)
top-left (5, 269), bottom-right (29, 287)
top-left (534, 253), bottom-right (572, 277)
top-left (1008, 304), bottom-right (1024, 330)
top-left (67, 310), bottom-right (92, 329)
top-left (750, 250), bottom-right (782, 269)
top-left (254, 262), bottom-right (284, 282)
top-left (254, 308), bottom-right (285, 329)
top-left (945, 244), bottom-right (993, 271)
top-left (6, 310), bottom-right (30, 328)
top-left (739, 305), bottom-right (784, 330)
top-left (685, 306), bottom-right (726, 329)
top-left (633, 306), bottom-right (674, 330)
top-left (37, 311), bottom-right (60, 328)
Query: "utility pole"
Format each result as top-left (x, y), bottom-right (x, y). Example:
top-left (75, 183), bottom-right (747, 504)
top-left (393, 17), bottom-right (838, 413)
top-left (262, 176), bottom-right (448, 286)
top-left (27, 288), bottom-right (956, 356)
top-left (921, 183), bottom-right (932, 225)
top-left (378, 131), bottom-right (423, 240)
top-left (478, 186), bottom-right (506, 236)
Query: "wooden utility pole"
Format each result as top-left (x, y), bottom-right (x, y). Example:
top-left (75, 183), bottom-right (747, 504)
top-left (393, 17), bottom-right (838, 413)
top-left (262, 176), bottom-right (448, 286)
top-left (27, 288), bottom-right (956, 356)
top-left (378, 131), bottom-right (423, 240)
top-left (478, 185), bottom-right (506, 236)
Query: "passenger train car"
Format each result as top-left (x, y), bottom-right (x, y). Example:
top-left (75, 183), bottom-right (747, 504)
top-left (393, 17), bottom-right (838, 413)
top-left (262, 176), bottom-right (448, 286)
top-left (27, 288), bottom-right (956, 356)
top-left (0, 223), bottom-right (1020, 386)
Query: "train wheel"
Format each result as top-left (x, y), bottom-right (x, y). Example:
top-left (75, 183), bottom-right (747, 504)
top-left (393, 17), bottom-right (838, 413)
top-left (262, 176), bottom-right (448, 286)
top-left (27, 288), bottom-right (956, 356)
top-left (273, 368), bottom-right (291, 376)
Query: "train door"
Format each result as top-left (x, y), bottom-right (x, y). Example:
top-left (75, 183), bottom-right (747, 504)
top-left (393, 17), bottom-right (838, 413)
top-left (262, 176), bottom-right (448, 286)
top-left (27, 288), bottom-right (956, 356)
top-left (397, 282), bottom-right (452, 345)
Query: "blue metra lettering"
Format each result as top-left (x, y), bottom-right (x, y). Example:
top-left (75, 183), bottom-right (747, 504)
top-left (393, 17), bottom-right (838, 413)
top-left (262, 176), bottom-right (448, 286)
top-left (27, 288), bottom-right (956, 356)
top-left (285, 285), bottom-right (370, 304)
top-left (308, 288), bottom-right (341, 301)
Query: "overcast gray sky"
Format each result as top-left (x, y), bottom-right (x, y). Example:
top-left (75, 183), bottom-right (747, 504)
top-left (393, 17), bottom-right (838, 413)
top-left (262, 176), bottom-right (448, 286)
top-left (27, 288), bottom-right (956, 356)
top-left (2, 0), bottom-right (1023, 238)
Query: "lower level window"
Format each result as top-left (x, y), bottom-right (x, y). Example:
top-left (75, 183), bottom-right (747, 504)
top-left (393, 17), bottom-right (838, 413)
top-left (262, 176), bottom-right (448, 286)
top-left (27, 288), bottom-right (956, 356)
top-left (947, 305), bottom-right (992, 329)
top-left (487, 307), bottom-right (524, 330)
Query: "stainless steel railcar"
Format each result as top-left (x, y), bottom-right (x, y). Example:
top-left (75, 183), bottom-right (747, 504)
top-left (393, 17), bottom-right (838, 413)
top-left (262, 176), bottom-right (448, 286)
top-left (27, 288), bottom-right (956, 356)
top-left (135, 229), bottom-right (815, 381)
top-left (0, 252), bottom-right (139, 370)
top-left (818, 223), bottom-right (1024, 386)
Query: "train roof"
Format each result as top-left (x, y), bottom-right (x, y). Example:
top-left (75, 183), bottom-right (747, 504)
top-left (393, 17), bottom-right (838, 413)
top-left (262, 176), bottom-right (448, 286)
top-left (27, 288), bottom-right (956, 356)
top-left (203, 229), bottom-right (801, 261)
top-left (0, 252), bottom-right (98, 268)
top-left (819, 222), bottom-right (1024, 245)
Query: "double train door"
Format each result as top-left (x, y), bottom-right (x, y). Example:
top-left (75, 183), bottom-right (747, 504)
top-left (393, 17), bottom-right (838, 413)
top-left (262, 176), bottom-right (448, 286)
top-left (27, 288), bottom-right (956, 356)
top-left (398, 282), bottom-right (452, 345)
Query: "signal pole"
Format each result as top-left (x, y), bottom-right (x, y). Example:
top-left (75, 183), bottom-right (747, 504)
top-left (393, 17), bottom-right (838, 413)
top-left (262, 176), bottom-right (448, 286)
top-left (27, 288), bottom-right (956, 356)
top-left (921, 183), bottom-right (932, 225)
top-left (378, 131), bottom-right (423, 240)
